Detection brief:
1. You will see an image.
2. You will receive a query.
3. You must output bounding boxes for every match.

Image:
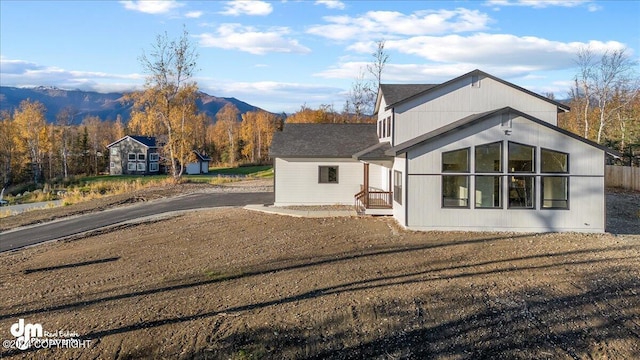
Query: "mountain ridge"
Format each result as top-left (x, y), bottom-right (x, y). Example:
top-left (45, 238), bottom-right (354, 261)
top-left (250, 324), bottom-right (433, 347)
top-left (0, 86), bottom-right (268, 123)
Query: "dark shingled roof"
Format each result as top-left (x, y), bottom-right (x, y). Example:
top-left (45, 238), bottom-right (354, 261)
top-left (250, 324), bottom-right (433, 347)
top-left (269, 123), bottom-right (379, 158)
top-left (379, 84), bottom-right (437, 108)
top-left (106, 135), bottom-right (157, 148)
top-left (352, 141), bottom-right (393, 161)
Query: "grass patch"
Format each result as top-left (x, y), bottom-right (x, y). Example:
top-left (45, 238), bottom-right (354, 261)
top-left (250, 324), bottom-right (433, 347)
top-left (210, 165), bottom-right (272, 177)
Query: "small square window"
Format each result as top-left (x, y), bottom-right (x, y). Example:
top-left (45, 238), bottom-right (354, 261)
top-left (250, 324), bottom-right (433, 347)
top-left (442, 148), bottom-right (470, 172)
top-left (127, 162), bottom-right (136, 171)
top-left (149, 162), bottom-right (159, 172)
top-left (128, 153), bottom-right (136, 161)
top-left (541, 148), bottom-right (568, 173)
top-left (137, 163), bottom-right (146, 172)
top-left (149, 153), bottom-right (159, 162)
top-left (138, 153), bottom-right (146, 161)
top-left (542, 177), bottom-right (569, 209)
top-left (110, 147), bottom-right (118, 155)
top-left (319, 166), bottom-right (339, 184)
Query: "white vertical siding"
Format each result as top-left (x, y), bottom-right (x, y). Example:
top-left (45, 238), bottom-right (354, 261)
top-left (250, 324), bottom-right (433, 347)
top-left (274, 158), bottom-right (364, 206)
top-left (393, 75), bottom-right (560, 144)
top-left (402, 114), bottom-right (606, 232)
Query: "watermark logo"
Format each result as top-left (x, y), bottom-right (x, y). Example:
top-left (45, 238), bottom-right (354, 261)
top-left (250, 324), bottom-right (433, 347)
top-left (3, 318), bottom-right (91, 351)
top-left (10, 319), bottom-right (42, 350)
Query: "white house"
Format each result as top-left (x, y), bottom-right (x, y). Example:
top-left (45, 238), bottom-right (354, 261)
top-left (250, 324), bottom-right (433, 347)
top-left (269, 70), bottom-right (618, 233)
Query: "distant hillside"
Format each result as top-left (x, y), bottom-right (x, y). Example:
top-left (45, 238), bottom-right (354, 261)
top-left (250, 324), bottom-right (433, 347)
top-left (0, 86), bottom-right (266, 124)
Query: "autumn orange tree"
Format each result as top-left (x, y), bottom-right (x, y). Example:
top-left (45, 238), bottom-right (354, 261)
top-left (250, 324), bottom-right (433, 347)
top-left (12, 99), bottom-right (50, 184)
top-left (131, 28), bottom-right (200, 179)
top-left (240, 110), bottom-right (280, 164)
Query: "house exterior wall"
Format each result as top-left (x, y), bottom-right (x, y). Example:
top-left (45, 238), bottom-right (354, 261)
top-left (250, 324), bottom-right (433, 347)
top-left (274, 157), bottom-right (364, 206)
top-left (403, 114), bottom-right (605, 232)
top-left (393, 75), bottom-right (560, 145)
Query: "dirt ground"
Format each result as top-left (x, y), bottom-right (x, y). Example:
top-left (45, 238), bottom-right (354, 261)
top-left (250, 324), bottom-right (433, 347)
top-left (0, 184), bottom-right (638, 359)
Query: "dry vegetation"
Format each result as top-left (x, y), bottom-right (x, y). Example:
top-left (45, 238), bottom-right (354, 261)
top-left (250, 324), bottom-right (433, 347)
top-left (0, 187), bottom-right (638, 359)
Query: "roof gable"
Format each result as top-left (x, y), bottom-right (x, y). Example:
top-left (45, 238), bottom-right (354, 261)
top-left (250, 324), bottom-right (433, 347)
top-left (107, 135), bottom-right (157, 149)
top-left (380, 69), bottom-right (570, 113)
top-left (269, 123), bottom-right (379, 158)
top-left (386, 107), bottom-right (619, 157)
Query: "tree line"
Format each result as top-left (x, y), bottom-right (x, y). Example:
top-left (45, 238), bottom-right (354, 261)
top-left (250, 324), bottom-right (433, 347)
top-left (558, 47), bottom-right (639, 164)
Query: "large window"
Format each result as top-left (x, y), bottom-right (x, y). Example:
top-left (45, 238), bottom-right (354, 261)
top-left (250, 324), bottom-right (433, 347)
top-left (475, 142), bottom-right (502, 172)
top-left (508, 142), bottom-right (535, 173)
top-left (443, 176), bottom-right (469, 208)
top-left (441, 142), bottom-right (569, 211)
top-left (541, 149), bottom-right (569, 209)
top-left (541, 149), bottom-right (568, 173)
top-left (442, 148), bottom-right (469, 172)
top-left (393, 170), bottom-right (402, 205)
top-left (319, 166), bottom-right (339, 184)
top-left (542, 177), bottom-right (569, 209)
top-left (508, 176), bottom-right (535, 208)
top-left (476, 176), bottom-right (501, 208)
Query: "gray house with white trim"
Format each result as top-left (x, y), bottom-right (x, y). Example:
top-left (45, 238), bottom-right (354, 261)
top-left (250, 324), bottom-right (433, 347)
top-left (270, 70), bottom-right (618, 232)
top-left (107, 135), bottom-right (160, 175)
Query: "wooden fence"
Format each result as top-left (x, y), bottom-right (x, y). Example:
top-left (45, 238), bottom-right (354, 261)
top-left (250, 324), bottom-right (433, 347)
top-left (606, 165), bottom-right (640, 191)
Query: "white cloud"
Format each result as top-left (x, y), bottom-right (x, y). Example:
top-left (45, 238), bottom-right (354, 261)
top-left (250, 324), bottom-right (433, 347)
top-left (315, 1), bottom-right (345, 10)
top-left (120, 0), bottom-right (183, 14)
top-left (307, 8), bottom-right (491, 41)
top-left (195, 24), bottom-right (311, 55)
top-left (383, 33), bottom-right (627, 71)
top-left (0, 57), bottom-right (144, 93)
top-left (485, 0), bottom-right (599, 9)
top-left (220, 0), bottom-right (273, 16)
top-left (185, 11), bottom-right (203, 18)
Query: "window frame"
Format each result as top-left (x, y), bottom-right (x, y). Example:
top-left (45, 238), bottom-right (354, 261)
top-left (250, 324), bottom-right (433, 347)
top-left (507, 175), bottom-right (535, 209)
top-left (541, 176), bottom-right (569, 210)
top-left (475, 141), bottom-right (502, 173)
top-left (110, 147), bottom-right (118, 156)
top-left (442, 175), bottom-right (470, 208)
top-left (393, 170), bottom-right (402, 205)
top-left (541, 148), bottom-right (569, 174)
top-left (442, 147), bottom-right (470, 173)
top-left (508, 142), bottom-right (536, 173)
top-left (137, 153), bottom-right (146, 162)
top-left (127, 162), bottom-right (136, 171)
top-left (128, 153), bottom-right (136, 161)
top-left (136, 162), bottom-right (146, 172)
top-left (149, 153), bottom-right (159, 162)
top-left (474, 175), bottom-right (502, 209)
top-left (149, 162), bottom-right (159, 172)
top-left (318, 166), bottom-right (339, 184)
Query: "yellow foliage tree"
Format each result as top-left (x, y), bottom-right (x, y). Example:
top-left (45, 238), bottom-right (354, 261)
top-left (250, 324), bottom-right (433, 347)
top-left (12, 99), bottom-right (49, 184)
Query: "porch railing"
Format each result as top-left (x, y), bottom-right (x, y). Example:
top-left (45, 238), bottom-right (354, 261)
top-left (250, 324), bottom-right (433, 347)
top-left (354, 187), bottom-right (393, 214)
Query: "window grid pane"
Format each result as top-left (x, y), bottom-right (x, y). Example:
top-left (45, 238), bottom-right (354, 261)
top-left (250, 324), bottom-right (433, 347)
top-left (475, 142), bottom-right (502, 172)
top-left (442, 148), bottom-right (469, 172)
top-left (541, 149), bottom-right (568, 173)
top-left (508, 176), bottom-right (535, 208)
top-left (443, 175), bottom-right (469, 208)
top-left (542, 176), bottom-right (569, 209)
top-left (508, 142), bottom-right (535, 173)
top-left (475, 176), bottom-right (501, 208)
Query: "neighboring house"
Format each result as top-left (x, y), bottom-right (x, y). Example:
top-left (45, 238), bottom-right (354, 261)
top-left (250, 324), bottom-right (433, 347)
top-left (107, 135), bottom-right (160, 175)
top-left (185, 151), bottom-right (211, 175)
top-left (269, 69), bottom-right (619, 233)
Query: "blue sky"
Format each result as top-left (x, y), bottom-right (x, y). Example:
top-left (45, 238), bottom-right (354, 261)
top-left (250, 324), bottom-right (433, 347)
top-left (1, 0), bottom-right (638, 113)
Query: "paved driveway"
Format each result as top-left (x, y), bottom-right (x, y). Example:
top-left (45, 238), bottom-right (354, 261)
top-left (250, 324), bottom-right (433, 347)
top-left (0, 191), bottom-right (273, 252)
